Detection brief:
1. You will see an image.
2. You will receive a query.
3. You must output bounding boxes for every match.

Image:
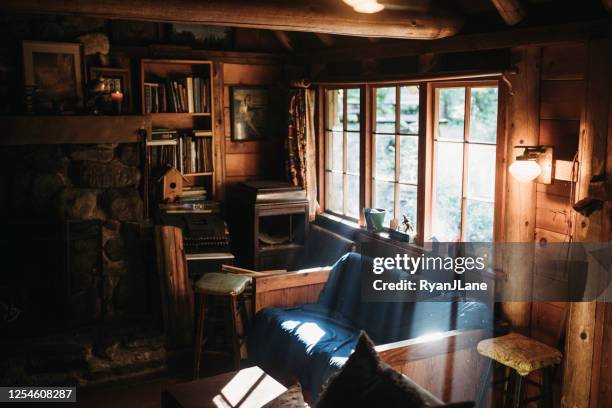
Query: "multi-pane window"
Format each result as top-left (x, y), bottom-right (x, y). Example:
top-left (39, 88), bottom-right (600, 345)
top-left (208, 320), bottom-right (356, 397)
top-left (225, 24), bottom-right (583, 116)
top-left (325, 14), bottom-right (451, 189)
top-left (372, 85), bottom-right (420, 230)
top-left (324, 88), bottom-right (361, 219)
top-left (432, 85), bottom-right (499, 242)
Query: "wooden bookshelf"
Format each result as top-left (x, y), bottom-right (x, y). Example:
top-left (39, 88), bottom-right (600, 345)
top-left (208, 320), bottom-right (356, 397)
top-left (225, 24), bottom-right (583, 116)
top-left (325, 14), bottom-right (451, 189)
top-left (140, 58), bottom-right (217, 217)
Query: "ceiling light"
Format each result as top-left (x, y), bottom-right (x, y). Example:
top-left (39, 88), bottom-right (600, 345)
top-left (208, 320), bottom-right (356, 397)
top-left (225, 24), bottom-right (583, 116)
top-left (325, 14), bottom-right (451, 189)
top-left (342, 0), bottom-right (385, 13)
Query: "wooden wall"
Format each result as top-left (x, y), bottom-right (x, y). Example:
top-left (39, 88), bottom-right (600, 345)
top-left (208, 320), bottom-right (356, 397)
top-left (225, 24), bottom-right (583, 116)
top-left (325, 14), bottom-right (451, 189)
top-left (221, 63), bottom-right (286, 188)
top-left (531, 43), bottom-right (585, 348)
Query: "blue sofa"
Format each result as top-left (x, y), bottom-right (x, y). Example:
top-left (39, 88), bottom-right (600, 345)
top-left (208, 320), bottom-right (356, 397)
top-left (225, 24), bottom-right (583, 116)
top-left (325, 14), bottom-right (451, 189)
top-left (248, 253), bottom-right (492, 401)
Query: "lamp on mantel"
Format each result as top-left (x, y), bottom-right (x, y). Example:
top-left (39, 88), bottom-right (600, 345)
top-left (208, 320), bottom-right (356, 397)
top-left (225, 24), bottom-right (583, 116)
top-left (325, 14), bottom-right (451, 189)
top-left (342, 0), bottom-right (385, 13)
top-left (508, 145), bottom-right (554, 184)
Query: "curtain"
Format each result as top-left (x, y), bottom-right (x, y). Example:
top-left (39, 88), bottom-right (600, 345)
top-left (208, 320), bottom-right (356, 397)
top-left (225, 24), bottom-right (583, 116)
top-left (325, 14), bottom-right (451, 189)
top-left (286, 87), bottom-right (319, 220)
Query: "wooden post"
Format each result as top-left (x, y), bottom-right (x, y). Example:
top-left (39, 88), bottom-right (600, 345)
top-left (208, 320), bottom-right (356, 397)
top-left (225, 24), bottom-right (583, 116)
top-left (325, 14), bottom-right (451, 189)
top-left (562, 38), bottom-right (611, 408)
top-left (490, 0), bottom-right (526, 26)
top-left (500, 46), bottom-right (541, 332)
top-left (212, 62), bottom-right (226, 200)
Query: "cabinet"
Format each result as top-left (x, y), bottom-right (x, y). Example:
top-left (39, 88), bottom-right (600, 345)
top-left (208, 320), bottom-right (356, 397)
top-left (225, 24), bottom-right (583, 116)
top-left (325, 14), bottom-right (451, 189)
top-left (228, 181), bottom-right (308, 271)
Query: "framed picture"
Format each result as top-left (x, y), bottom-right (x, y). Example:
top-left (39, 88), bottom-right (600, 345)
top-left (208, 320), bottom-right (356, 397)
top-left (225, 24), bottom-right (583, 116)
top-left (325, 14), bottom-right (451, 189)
top-left (231, 86), bottom-right (270, 141)
top-left (22, 41), bottom-right (84, 113)
top-left (89, 67), bottom-right (132, 113)
top-left (166, 24), bottom-right (232, 49)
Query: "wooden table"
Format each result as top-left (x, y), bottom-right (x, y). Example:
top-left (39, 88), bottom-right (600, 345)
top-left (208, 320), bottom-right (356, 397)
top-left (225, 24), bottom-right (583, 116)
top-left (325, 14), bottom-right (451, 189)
top-left (162, 366), bottom-right (287, 408)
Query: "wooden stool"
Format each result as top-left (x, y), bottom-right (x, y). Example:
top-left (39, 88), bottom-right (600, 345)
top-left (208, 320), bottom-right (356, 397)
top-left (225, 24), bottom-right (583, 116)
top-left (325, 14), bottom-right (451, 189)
top-left (476, 332), bottom-right (562, 408)
top-left (193, 272), bottom-right (251, 379)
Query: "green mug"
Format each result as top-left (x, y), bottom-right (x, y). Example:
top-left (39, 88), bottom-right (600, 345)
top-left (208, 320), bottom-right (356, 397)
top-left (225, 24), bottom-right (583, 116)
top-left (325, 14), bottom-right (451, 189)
top-left (364, 208), bottom-right (386, 232)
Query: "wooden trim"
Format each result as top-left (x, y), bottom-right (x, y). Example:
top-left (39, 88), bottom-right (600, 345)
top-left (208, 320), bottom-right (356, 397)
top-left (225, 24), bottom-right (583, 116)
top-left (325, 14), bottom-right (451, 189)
top-left (253, 267), bottom-right (331, 294)
top-left (376, 329), bottom-right (487, 366)
top-left (309, 71), bottom-right (509, 87)
top-left (494, 79), bottom-right (508, 243)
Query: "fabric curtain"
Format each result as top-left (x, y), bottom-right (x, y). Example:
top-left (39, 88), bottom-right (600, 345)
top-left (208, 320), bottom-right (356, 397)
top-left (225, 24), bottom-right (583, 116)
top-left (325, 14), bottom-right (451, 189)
top-left (286, 87), bottom-right (319, 219)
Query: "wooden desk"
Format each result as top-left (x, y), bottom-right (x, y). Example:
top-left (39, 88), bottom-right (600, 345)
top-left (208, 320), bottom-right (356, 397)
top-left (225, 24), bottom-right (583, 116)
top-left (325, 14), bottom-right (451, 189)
top-left (162, 366), bottom-right (287, 408)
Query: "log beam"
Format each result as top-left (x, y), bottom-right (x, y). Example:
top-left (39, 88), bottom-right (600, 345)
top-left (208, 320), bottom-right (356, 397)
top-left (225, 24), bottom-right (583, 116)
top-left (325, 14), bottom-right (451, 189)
top-left (491, 0), bottom-right (526, 26)
top-left (273, 31), bottom-right (293, 51)
top-left (0, 0), bottom-right (463, 40)
top-left (299, 20), bottom-right (612, 64)
top-left (315, 33), bottom-right (336, 47)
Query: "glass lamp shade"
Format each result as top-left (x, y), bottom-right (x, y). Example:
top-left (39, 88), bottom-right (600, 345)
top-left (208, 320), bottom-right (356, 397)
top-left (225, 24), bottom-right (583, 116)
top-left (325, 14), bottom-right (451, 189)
top-left (342, 0), bottom-right (384, 13)
top-left (509, 159), bottom-right (541, 183)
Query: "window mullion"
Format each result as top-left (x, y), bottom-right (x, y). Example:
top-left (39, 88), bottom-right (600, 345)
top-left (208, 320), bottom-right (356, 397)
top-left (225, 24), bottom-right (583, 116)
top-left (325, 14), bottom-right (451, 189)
top-left (394, 86), bottom-right (401, 222)
top-left (342, 89), bottom-right (348, 216)
top-left (460, 86), bottom-right (471, 241)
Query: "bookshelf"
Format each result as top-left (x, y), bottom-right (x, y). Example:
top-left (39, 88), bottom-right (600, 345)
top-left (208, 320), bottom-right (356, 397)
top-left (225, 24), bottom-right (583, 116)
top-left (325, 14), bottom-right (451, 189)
top-left (140, 59), bottom-right (216, 217)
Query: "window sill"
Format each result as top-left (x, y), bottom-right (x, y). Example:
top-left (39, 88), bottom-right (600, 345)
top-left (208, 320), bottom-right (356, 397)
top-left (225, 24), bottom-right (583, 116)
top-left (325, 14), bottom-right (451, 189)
top-left (316, 212), bottom-right (427, 254)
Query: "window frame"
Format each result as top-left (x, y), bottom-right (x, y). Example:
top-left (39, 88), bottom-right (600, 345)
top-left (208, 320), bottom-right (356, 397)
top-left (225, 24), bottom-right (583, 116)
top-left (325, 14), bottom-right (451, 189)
top-left (428, 80), bottom-right (504, 243)
top-left (321, 86), bottom-right (363, 221)
top-left (371, 84), bottom-right (421, 234)
top-left (318, 79), bottom-right (506, 245)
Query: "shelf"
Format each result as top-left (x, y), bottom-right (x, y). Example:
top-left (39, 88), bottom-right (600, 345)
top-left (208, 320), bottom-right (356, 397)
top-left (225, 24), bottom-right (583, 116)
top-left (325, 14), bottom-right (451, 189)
top-left (259, 243), bottom-right (304, 253)
top-left (149, 112), bottom-right (211, 117)
top-left (146, 139), bottom-right (178, 146)
top-left (184, 172), bottom-right (213, 176)
top-left (0, 115), bottom-right (150, 145)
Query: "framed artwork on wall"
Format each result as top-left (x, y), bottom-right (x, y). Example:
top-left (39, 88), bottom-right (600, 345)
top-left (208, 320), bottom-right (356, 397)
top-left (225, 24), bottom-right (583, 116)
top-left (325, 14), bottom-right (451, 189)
top-left (22, 41), bottom-right (84, 114)
top-left (230, 86), bottom-right (270, 141)
top-left (89, 66), bottom-right (132, 113)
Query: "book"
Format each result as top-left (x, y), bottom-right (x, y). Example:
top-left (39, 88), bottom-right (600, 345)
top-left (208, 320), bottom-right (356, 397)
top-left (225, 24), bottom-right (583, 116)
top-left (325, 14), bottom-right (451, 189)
top-left (186, 77), bottom-right (194, 113)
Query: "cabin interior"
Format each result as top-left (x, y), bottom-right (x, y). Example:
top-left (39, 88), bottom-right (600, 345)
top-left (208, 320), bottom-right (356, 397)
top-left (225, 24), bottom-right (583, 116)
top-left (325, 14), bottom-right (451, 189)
top-left (0, 1), bottom-right (610, 407)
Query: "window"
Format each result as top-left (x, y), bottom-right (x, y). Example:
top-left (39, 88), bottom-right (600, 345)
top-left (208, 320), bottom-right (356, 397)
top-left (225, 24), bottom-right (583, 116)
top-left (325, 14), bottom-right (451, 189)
top-left (372, 85), bottom-right (420, 228)
top-left (324, 88), bottom-right (361, 219)
top-left (320, 80), bottom-right (500, 244)
top-left (432, 85), bottom-right (499, 242)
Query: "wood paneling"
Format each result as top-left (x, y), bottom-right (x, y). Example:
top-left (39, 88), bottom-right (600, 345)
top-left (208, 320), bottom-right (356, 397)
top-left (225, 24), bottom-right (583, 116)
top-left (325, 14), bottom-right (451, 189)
top-left (221, 63), bottom-right (285, 187)
top-left (541, 43), bottom-right (586, 80)
top-left (539, 119), bottom-right (580, 161)
top-left (540, 80), bottom-right (584, 121)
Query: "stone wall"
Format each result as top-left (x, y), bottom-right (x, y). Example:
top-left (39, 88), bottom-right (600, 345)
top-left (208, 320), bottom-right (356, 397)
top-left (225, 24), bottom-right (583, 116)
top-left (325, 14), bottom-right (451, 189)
top-left (1, 143), bottom-right (148, 327)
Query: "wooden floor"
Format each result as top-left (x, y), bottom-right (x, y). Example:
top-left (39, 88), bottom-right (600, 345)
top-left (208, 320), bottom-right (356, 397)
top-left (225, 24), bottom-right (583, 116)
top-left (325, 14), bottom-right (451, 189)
top-left (39, 355), bottom-right (234, 408)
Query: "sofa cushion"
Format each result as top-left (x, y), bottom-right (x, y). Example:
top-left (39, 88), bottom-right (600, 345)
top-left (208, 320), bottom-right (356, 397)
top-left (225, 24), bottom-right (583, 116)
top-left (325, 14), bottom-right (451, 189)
top-left (248, 303), bottom-right (361, 397)
top-left (318, 253), bottom-right (491, 344)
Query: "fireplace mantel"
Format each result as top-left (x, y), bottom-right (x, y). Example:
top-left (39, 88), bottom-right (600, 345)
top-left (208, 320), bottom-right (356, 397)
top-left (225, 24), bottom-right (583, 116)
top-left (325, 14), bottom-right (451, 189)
top-left (0, 115), bottom-right (151, 145)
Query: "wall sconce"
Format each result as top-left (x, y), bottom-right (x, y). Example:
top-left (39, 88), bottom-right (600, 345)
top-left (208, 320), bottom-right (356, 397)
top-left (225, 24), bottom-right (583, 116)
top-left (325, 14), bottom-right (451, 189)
top-left (508, 145), bottom-right (554, 184)
top-left (342, 0), bottom-right (385, 13)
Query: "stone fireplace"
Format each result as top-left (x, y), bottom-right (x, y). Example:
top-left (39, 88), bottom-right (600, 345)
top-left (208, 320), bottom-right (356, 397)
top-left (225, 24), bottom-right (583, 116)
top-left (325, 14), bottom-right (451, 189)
top-left (0, 142), bottom-right (167, 386)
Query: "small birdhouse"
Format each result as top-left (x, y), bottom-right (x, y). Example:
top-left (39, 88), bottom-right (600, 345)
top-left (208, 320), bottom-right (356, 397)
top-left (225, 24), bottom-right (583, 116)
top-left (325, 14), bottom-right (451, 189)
top-left (157, 166), bottom-right (188, 202)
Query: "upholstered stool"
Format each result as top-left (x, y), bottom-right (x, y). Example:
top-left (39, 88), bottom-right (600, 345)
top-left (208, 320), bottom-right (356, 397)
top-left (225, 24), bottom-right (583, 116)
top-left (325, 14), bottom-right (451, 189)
top-left (193, 272), bottom-right (251, 379)
top-left (476, 332), bottom-right (562, 408)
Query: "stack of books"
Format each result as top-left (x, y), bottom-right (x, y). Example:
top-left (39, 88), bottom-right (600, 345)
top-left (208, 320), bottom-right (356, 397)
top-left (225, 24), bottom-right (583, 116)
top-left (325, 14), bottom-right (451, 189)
top-left (144, 76), bottom-right (210, 114)
top-left (179, 130), bottom-right (214, 174)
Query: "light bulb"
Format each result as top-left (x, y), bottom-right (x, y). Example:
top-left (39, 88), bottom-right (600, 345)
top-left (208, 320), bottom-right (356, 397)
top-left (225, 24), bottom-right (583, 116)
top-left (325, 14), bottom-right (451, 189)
top-left (509, 159), bottom-right (541, 183)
